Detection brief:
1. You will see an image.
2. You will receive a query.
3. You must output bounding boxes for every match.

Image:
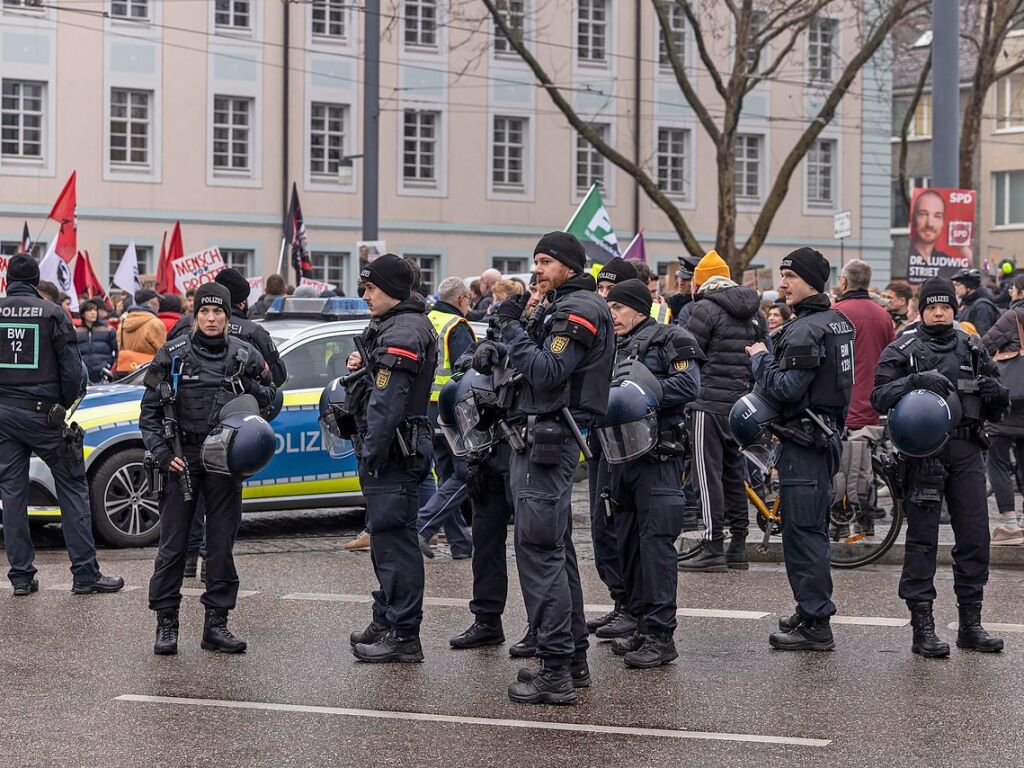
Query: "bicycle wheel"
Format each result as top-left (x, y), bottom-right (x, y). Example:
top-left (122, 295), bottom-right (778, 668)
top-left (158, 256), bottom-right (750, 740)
top-left (829, 456), bottom-right (904, 569)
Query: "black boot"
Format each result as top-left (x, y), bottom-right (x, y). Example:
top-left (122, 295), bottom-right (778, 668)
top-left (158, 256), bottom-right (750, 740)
top-left (956, 603), bottom-right (1004, 653)
top-left (450, 620), bottom-right (505, 649)
top-left (586, 608), bottom-right (619, 634)
top-left (726, 535), bottom-right (748, 570)
top-left (594, 611), bottom-right (638, 639)
top-left (350, 619), bottom-right (390, 647)
top-left (507, 662), bottom-right (576, 705)
top-left (201, 608), bottom-right (247, 653)
top-left (353, 629), bottom-right (424, 663)
top-left (909, 602), bottom-right (950, 658)
top-left (778, 610), bottom-right (802, 632)
top-left (508, 626), bottom-right (537, 658)
top-left (517, 653), bottom-right (590, 688)
top-left (154, 610), bottom-right (179, 656)
top-left (769, 615), bottom-right (835, 651)
top-left (624, 633), bottom-right (678, 669)
top-left (677, 539), bottom-right (728, 573)
top-left (611, 631), bottom-right (644, 656)
top-left (183, 554), bottom-right (198, 579)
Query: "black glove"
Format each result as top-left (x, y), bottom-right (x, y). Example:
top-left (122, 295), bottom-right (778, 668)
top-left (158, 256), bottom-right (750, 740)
top-left (978, 376), bottom-right (1004, 399)
top-left (495, 293), bottom-right (527, 324)
top-left (472, 341), bottom-right (501, 375)
top-left (911, 371), bottom-right (954, 397)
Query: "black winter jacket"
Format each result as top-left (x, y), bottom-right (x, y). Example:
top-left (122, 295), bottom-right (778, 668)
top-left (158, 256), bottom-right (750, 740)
top-left (77, 320), bottom-right (117, 383)
top-left (958, 286), bottom-right (1001, 337)
top-left (686, 279), bottom-right (767, 414)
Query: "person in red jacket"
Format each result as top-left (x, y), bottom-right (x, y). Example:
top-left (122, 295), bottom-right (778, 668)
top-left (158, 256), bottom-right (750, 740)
top-left (834, 260), bottom-right (895, 535)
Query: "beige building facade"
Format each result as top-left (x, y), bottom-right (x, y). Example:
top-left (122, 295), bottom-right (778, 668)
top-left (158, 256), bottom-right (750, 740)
top-left (1, 0), bottom-right (893, 296)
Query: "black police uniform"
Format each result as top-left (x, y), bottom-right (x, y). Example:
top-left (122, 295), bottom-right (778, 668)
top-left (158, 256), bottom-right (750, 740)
top-left (495, 274), bottom-right (615, 675)
top-left (750, 293), bottom-right (853, 643)
top-left (347, 295), bottom-right (437, 656)
top-left (141, 332), bottom-right (274, 627)
top-left (585, 443), bottom-right (628, 631)
top-left (0, 279), bottom-right (116, 592)
top-left (606, 318), bottom-right (701, 664)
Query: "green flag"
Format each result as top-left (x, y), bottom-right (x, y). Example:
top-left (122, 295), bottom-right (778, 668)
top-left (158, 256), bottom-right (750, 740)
top-left (564, 184), bottom-right (619, 262)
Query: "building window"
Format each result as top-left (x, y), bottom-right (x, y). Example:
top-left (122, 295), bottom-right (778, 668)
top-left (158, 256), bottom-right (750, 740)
top-left (577, 0), bottom-right (608, 63)
top-left (492, 115), bottom-right (527, 190)
top-left (911, 94), bottom-right (932, 138)
top-left (402, 109), bottom-right (439, 186)
top-left (310, 102), bottom-right (346, 177)
top-left (891, 176), bottom-right (931, 229)
top-left (734, 134), bottom-right (763, 201)
top-left (212, 95), bottom-right (253, 172)
top-left (108, 244), bottom-right (153, 277)
top-left (405, 0), bottom-right (438, 48)
top-left (0, 239), bottom-right (44, 257)
top-left (310, 251), bottom-right (347, 288)
top-left (805, 138), bottom-right (835, 207)
top-left (311, 0), bottom-right (346, 40)
top-left (994, 171), bottom-right (1024, 227)
top-left (807, 17), bottom-right (837, 83)
top-left (576, 123), bottom-right (609, 196)
top-left (220, 248), bottom-right (254, 276)
top-left (110, 0), bottom-right (149, 20)
top-left (996, 75), bottom-right (1024, 131)
top-left (214, 0), bottom-right (250, 30)
top-left (744, 9), bottom-right (767, 73)
top-left (492, 256), bottom-right (528, 274)
top-left (658, 2), bottom-right (686, 70)
top-left (109, 88), bottom-right (151, 167)
top-left (2, 0), bottom-right (44, 12)
top-left (656, 126), bottom-right (690, 198)
top-left (493, 0), bottom-right (525, 56)
top-left (1, 80), bottom-right (44, 160)
top-left (413, 254), bottom-right (440, 295)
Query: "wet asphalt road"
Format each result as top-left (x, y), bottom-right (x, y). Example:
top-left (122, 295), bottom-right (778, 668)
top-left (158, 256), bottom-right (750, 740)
top-left (2, 504), bottom-right (1024, 768)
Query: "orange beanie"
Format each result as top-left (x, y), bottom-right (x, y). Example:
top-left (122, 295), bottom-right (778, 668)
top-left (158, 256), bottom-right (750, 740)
top-left (693, 250), bottom-right (731, 287)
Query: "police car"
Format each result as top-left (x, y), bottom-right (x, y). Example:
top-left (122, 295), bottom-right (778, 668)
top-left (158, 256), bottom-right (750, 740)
top-left (28, 297), bottom-right (486, 547)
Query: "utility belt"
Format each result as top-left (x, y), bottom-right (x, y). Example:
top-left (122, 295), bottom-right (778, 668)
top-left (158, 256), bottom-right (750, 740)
top-left (352, 418), bottom-right (427, 463)
top-left (180, 431), bottom-right (209, 446)
top-left (951, 420), bottom-right (989, 448)
top-left (772, 411), bottom-right (838, 450)
top-left (4, 397), bottom-right (66, 427)
top-left (651, 416), bottom-right (688, 460)
top-left (512, 410), bottom-right (592, 465)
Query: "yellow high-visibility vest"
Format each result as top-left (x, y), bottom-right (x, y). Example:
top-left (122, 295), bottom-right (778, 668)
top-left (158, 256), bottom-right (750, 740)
top-left (427, 309), bottom-right (476, 402)
top-left (650, 302), bottom-right (672, 324)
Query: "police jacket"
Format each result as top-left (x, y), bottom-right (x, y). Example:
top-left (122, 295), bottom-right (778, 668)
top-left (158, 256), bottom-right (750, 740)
top-left (871, 323), bottom-right (1008, 427)
top-left (615, 317), bottom-right (701, 419)
top-left (0, 282), bottom-right (85, 407)
top-left (750, 293), bottom-right (854, 425)
top-left (686, 277), bottom-right (765, 415)
top-left (139, 333), bottom-right (275, 469)
top-left (77, 319), bottom-right (118, 383)
top-left (348, 294), bottom-right (437, 474)
top-left (171, 306), bottom-right (287, 387)
top-left (498, 274), bottom-right (614, 424)
top-left (958, 287), bottom-right (1000, 337)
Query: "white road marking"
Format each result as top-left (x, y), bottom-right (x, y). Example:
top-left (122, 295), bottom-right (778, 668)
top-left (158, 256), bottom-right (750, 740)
top-left (115, 694), bottom-right (831, 748)
top-left (44, 584), bottom-right (142, 592)
top-left (280, 593), bottom-right (372, 602)
top-left (946, 622), bottom-right (1024, 633)
top-left (586, 603), bottom-right (769, 620)
top-left (180, 588), bottom-right (259, 598)
top-left (831, 616), bottom-right (909, 627)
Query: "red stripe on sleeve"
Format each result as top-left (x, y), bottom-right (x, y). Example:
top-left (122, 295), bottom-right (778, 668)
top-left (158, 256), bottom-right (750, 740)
top-left (568, 314), bottom-right (597, 335)
top-left (387, 346), bottom-right (420, 361)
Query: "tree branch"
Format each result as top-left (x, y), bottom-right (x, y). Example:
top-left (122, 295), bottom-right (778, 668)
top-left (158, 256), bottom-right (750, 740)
top-left (677, 1), bottom-right (728, 99)
top-left (897, 51), bottom-right (932, 213)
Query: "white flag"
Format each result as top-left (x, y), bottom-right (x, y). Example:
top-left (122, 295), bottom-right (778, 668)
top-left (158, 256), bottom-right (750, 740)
top-left (113, 240), bottom-right (141, 295)
top-left (39, 239), bottom-right (79, 313)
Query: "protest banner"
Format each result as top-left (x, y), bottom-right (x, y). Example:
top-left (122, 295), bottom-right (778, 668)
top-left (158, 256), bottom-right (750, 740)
top-left (172, 247), bottom-right (225, 292)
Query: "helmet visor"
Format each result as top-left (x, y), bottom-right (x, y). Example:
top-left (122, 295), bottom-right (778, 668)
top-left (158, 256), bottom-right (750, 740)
top-left (318, 411), bottom-right (354, 459)
top-left (440, 422), bottom-right (468, 457)
top-left (201, 426), bottom-right (235, 475)
top-left (742, 437), bottom-right (781, 475)
top-left (595, 413), bottom-right (658, 464)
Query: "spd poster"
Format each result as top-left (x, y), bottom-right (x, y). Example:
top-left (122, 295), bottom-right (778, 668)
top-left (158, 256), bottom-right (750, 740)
top-left (906, 188), bottom-right (974, 284)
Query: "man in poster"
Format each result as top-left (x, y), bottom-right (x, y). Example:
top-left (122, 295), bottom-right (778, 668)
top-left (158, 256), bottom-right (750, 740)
top-left (907, 189), bottom-right (973, 283)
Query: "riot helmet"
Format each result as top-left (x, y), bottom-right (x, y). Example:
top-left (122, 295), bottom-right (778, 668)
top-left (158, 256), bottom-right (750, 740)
top-left (888, 389), bottom-right (958, 457)
top-left (594, 379), bottom-right (660, 464)
top-left (728, 391), bottom-right (781, 449)
top-left (202, 395), bottom-right (277, 478)
top-left (452, 369), bottom-right (498, 454)
top-left (318, 377), bottom-right (356, 458)
top-left (437, 374), bottom-right (467, 457)
top-left (610, 355), bottom-right (665, 404)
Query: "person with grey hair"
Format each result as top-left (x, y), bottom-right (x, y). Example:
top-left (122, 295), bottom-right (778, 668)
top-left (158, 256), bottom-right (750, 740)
top-left (292, 284), bottom-right (319, 298)
top-left (468, 267), bottom-right (502, 320)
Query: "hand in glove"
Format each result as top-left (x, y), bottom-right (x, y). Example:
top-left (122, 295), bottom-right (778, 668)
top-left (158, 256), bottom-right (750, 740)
top-left (978, 376), bottom-right (1005, 400)
top-left (494, 292), bottom-right (528, 324)
top-left (911, 370), bottom-right (954, 397)
top-left (472, 341), bottom-right (502, 375)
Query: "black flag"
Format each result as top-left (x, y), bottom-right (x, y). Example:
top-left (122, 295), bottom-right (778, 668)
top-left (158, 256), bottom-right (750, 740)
top-left (284, 183), bottom-right (312, 283)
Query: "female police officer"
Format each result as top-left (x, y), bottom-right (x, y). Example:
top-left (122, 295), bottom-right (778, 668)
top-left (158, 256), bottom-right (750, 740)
top-left (871, 277), bottom-right (1008, 657)
top-left (141, 282), bottom-right (276, 656)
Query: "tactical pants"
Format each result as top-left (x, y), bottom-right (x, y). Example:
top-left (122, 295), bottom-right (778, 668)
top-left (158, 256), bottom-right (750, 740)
top-left (362, 435), bottom-right (431, 636)
top-left (510, 437), bottom-right (588, 666)
top-left (416, 433), bottom-right (473, 555)
top-left (587, 453), bottom-right (626, 610)
top-left (986, 433), bottom-right (1024, 514)
top-left (778, 436), bottom-right (840, 619)
top-left (468, 444), bottom-right (514, 623)
top-left (0, 405), bottom-right (101, 586)
top-left (609, 455), bottom-right (686, 635)
top-left (901, 438), bottom-right (989, 605)
top-left (149, 443), bottom-right (242, 612)
top-left (690, 409), bottom-right (749, 541)
top-left (186, 494), bottom-right (206, 558)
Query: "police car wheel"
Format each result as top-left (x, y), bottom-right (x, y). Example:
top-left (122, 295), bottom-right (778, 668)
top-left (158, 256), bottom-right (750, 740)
top-left (89, 447), bottom-right (161, 548)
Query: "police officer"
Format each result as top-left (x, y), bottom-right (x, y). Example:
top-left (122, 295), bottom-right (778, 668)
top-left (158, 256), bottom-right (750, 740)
top-left (951, 268), bottom-right (1000, 338)
top-left (474, 231), bottom-right (614, 704)
top-left (142, 282), bottom-right (276, 655)
top-left (0, 255), bottom-right (124, 596)
top-left (745, 247), bottom-right (853, 651)
top-left (345, 255), bottom-right (437, 663)
top-left (871, 277), bottom-right (1007, 656)
top-left (599, 279), bottom-right (701, 667)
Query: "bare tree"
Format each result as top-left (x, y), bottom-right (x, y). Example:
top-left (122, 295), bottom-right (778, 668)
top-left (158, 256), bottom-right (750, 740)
top-left (480, 0), bottom-right (924, 275)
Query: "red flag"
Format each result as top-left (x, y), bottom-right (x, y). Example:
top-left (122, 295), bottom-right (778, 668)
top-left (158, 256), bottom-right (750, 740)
top-left (73, 250), bottom-right (109, 305)
top-left (49, 171), bottom-right (77, 262)
top-left (156, 224), bottom-right (181, 295)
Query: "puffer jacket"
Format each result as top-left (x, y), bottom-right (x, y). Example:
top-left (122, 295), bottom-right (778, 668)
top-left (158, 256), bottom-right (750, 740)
top-left (77, 319), bottom-right (118, 382)
top-left (116, 305), bottom-right (167, 357)
top-left (958, 286), bottom-right (1001, 337)
top-left (686, 275), bottom-right (767, 414)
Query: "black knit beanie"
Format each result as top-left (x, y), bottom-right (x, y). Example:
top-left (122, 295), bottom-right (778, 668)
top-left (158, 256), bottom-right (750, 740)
top-left (779, 247), bottom-right (830, 293)
top-left (534, 231), bottom-right (586, 274)
top-left (359, 254), bottom-right (412, 301)
top-left (918, 276), bottom-right (959, 314)
top-left (596, 257), bottom-right (639, 285)
top-left (194, 282), bottom-right (231, 312)
top-left (216, 268), bottom-right (251, 305)
top-left (606, 278), bottom-right (653, 317)
top-left (7, 254), bottom-right (40, 286)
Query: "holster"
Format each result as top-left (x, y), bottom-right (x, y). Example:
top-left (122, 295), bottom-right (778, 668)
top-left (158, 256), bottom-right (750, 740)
top-left (654, 420), bottom-right (687, 458)
top-left (142, 451), bottom-right (165, 499)
top-left (908, 456), bottom-right (947, 507)
top-left (527, 420), bottom-right (565, 466)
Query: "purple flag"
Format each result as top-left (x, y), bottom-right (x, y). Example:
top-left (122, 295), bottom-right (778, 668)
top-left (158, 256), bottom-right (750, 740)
top-left (621, 231), bottom-right (646, 262)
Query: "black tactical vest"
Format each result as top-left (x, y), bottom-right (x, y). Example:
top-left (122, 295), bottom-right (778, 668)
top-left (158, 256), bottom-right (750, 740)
top-left (0, 294), bottom-right (63, 387)
top-left (356, 307), bottom-right (437, 421)
top-left (774, 306), bottom-right (855, 420)
top-left (162, 335), bottom-right (255, 435)
top-left (894, 329), bottom-right (985, 422)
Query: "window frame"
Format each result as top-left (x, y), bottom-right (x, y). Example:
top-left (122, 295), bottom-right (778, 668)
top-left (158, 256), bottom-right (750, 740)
top-left (655, 125), bottom-right (692, 202)
top-left (491, 255), bottom-right (529, 275)
top-left (489, 113), bottom-right (532, 199)
top-left (994, 75), bottom-right (1024, 133)
top-left (310, 0), bottom-right (348, 42)
top-left (576, 0), bottom-right (609, 66)
top-left (1, 78), bottom-right (45, 164)
top-left (574, 122), bottom-right (610, 199)
top-left (734, 133), bottom-right (765, 203)
top-left (213, 0), bottom-right (252, 34)
top-left (657, 1), bottom-right (687, 73)
top-left (408, 253), bottom-right (441, 296)
top-left (219, 247), bottom-right (255, 277)
top-left (309, 101), bottom-right (348, 179)
top-left (403, 0), bottom-right (439, 50)
top-left (492, 0), bottom-right (527, 59)
top-left (806, 16), bottom-right (838, 84)
top-left (993, 170), bottom-right (1024, 229)
top-left (401, 109), bottom-right (440, 188)
top-left (804, 137), bottom-right (837, 211)
top-left (108, 87), bottom-right (153, 170)
top-left (110, 0), bottom-right (150, 22)
top-left (211, 94), bottom-right (255, 177)
top-left (107, 243), bottom-right (154, 279)
top-left (308, 250), bottom-right (349, 290)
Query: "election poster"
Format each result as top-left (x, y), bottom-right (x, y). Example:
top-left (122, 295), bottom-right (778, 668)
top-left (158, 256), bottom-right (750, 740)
top-left (907, 188), bottom-right (975, 284)
top-left (172, 247), bottom-right (225, 293)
